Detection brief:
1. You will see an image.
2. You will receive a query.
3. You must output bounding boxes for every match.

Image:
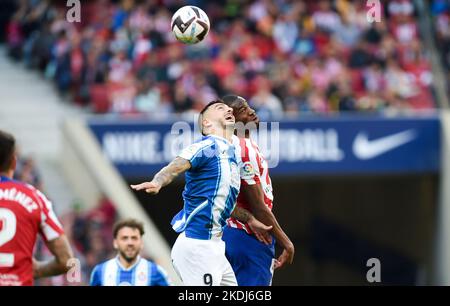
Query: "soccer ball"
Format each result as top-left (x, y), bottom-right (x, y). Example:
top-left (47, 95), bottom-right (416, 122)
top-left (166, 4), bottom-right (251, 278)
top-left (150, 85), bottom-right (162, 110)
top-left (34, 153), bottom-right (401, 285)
top-left (171, 6), bottom-right (210, 44)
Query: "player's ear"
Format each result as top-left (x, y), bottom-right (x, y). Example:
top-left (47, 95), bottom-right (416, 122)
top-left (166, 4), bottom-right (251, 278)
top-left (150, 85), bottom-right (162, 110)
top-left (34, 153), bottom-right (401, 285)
top-left (203, 118), bottom-right (212, 128)
top-left (113, 239), bottom-right (118, 250)
top-left (200, 118), bottom-right (212, 136)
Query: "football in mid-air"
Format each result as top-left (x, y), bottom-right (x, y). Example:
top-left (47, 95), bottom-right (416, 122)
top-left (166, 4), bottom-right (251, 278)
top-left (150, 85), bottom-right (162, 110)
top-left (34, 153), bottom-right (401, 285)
top-left (171, 6), bottom-right (210, 44)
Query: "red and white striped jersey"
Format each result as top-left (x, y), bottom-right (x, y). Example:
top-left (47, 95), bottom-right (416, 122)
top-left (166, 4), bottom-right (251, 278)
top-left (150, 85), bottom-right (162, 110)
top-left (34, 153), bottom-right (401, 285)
top-left (227, 135), bottom-right (274, 235)
top-left (0, 176), bottom-right (64, 286)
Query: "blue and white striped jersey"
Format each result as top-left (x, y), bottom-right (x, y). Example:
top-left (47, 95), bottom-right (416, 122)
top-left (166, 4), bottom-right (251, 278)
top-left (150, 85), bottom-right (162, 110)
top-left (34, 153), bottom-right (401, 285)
top-left (90, 256), bottom-right (170, 286)
top-left (171, 135), bottom-right (240, 240)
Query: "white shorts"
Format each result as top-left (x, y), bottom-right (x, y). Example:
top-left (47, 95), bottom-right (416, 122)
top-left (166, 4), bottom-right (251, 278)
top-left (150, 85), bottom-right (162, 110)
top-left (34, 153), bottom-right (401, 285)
top-left (171, 232), bottom-right (237, 286)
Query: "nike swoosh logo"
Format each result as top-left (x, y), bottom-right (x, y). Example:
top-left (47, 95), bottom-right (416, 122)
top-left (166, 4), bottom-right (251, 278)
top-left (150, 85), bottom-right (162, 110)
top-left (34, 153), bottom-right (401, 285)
top-left (353, 129), bottom-right (417, 160)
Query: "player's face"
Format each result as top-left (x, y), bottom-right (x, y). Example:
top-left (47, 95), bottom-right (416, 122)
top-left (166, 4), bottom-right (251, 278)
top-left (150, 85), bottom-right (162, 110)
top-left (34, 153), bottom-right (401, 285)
top-left (232, 100), bottom-right (259, 127)
top-left (205, 103), bottom-right (235, 129)
top-left (114, 227), bottom-right (143, 262)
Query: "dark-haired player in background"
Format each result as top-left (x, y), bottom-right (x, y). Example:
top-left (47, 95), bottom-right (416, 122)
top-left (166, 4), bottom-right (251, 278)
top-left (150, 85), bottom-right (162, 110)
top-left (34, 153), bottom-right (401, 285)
top-left (222, 95), bottom-right (295, 286)
top-left (0, 130), bottom-right (73, 286)
top-left (90, 218), bottom-right (170, 286)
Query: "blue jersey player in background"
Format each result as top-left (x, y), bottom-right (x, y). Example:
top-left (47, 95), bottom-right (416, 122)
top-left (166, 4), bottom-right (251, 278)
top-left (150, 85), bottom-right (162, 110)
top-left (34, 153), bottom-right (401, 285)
top-left (131, 100), bottom-right (272, 286)
top-left (90, 219), bottom-right (170, 286)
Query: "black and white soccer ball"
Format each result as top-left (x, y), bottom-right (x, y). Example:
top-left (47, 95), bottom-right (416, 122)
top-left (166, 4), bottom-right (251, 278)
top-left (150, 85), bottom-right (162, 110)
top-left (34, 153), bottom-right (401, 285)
top-left (171, 6), bottom-right (210, 44)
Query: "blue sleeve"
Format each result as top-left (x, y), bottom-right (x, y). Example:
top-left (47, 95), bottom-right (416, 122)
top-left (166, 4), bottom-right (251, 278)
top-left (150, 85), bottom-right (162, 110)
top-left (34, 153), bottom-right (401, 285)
top-left (178, 140), bottom-right (214, 170)
top-left (90, 264), bottom-right (103, 286)
top-left (150, 264), bottom-right (170, 286)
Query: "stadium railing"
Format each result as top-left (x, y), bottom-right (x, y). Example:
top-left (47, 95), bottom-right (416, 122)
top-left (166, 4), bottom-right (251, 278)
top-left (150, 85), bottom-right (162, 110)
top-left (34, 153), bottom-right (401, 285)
top-left (433, 109), bottom-right (450, 285)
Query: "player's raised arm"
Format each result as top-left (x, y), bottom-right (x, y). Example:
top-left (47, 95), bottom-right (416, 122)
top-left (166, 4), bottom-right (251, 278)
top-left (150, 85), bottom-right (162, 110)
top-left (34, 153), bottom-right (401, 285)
top-left (33, 234), bottom-right (73, 279)
top-left (130, 157), bottom-right (191, 194)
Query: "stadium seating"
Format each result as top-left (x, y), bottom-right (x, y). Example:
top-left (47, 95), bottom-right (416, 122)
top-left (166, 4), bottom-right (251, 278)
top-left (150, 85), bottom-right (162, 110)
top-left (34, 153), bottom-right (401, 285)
top-left (6, 0), bottom-right (438, 116)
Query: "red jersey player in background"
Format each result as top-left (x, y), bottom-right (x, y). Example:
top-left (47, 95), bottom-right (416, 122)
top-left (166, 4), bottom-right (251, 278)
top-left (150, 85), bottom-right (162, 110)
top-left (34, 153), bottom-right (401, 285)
top-left (0, 130), bottom-right (73, 286)
top-left (222, 95), bottom-right (295, 286)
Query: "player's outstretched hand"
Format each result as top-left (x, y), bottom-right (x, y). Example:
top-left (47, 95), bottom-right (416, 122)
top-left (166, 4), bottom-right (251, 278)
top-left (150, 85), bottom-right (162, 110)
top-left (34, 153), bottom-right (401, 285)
top-left (274, 242), bottom-right (295, 270)
top-left (247, 217), bottom-right (273, 245)
top-left (130, 181), bottom-right (162, 195)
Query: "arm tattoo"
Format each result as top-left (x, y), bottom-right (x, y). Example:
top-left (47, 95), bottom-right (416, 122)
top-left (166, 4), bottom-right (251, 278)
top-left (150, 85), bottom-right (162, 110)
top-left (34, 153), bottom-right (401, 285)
top-left (153, 157), bottom-right (191, 187)
top-left (231, 206), bottom-right (253, 223)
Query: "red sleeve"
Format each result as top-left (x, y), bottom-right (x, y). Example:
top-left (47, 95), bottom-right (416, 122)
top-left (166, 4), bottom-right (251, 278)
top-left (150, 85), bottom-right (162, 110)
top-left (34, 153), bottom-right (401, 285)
top-left (34, 189), bottom-right (64, 241)
top-left (239, 138), bottom-right (261, 186)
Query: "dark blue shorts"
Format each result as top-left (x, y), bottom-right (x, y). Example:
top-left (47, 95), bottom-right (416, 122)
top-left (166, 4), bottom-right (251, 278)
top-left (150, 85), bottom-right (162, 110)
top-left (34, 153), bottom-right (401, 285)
top-left (223, 226), bottom-right (275, 286)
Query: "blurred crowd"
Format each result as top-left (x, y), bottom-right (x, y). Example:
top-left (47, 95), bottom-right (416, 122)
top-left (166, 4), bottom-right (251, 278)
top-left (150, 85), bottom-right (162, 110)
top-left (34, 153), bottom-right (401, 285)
top-left (5, 0), bottom-right (440, 118)
top-left (430, 0), bottom-right (450, 98)
top-left (13, 153), bottom-right (43, 190)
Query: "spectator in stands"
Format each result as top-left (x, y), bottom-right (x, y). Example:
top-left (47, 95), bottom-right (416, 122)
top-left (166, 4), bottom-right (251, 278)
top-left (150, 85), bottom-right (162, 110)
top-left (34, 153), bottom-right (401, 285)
top-left (6, 0), bottom-right (437, 115)
top-left (430, 0), bottom-right (449, 96)
top-left (14, 155), bottom-right (43, 190)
